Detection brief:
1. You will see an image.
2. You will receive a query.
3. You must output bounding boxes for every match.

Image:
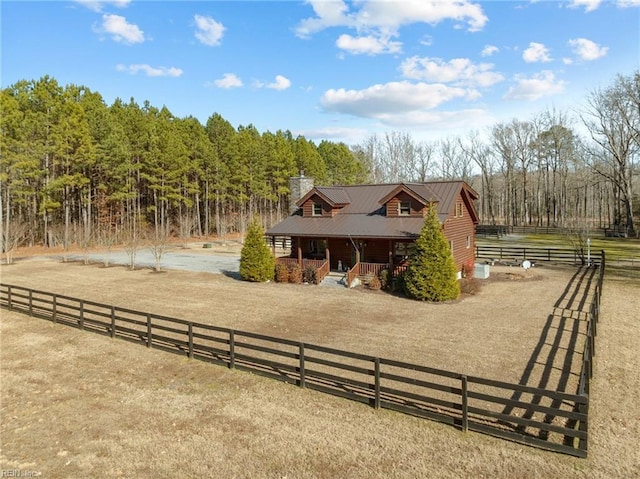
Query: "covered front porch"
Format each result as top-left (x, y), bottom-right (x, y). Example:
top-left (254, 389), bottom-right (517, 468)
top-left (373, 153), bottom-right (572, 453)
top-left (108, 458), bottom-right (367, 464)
top-left (269, 236), bottom-right (412, 287)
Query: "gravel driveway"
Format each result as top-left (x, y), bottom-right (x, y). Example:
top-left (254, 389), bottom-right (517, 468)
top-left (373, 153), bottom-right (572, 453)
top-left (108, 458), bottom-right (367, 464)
top-left (60, 248), bottom-right (241, 275)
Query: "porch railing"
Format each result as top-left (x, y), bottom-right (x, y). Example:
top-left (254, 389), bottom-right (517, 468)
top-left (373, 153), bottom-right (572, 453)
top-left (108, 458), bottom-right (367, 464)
top-left (316, 260), bottom-right (330, 284)
top-left (346, 262), bottom-right (360, 288)
top-left (276, 257), bottom-right (329, 285)
top-left (391, 264), bottom-right (407, 278)
top-left (359, 262), bottom-right (389, 278)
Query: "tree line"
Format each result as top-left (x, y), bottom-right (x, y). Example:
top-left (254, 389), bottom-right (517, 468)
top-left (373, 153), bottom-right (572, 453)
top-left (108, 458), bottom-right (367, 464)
top-left (1, 71), bottom-right (638, 259)
top-left (0, 76), bottom-right (368, 253)
top-left (355, 71), bottom-right (639, 235)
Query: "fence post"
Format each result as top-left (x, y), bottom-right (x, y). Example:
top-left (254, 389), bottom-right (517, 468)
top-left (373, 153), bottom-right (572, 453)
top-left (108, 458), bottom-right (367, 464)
top-left (578, 396), bottom-right (589, 454)
top-left (461, 375), bottom-right (469, 433)
top-left (229, 330), bottom-right (235, 369)
top-left (79, 300), bottom-right (84, 330)
top-left (28, 289), bottom-right (33, 316)
top-left (146, 313), bottom-right (152, 348)
top-left (7, 285), bottom-right (12, 310)
top-left (52, 294), bottom-right (57, 323)
top-left (374, 358), bottom-right (381, 409)
top-left (110, 306), bottom-right (116, 338)
top-left (299, 343), bottom-right (306, 388)
top-left (188, 322), bottom-right (194, 359)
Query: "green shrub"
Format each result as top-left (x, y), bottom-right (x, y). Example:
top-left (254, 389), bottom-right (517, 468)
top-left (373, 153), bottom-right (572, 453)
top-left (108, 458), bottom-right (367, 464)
top-left (403, 205), bottom-right (460, 301)
top-left (275, 263), bottom-right (289, 283)
top-left (239, 218), bottom-right (275, 282)
top-left (289, 264), bottom-right (303, 284)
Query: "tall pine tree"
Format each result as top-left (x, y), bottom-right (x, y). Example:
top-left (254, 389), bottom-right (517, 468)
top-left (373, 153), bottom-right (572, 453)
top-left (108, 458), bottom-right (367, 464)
top-left (403, 204), bottom-right (460, 301)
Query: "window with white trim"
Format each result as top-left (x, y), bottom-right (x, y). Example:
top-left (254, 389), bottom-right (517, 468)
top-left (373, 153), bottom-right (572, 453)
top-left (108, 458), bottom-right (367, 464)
top-left (399, 201), bottom-right (411, 216)
top-left (312, 202), bottom-right (322, 216)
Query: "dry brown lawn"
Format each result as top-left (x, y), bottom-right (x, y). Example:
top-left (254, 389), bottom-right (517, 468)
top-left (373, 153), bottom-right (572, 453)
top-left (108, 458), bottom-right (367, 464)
top-left (1, 254), bottom-right (639, 478)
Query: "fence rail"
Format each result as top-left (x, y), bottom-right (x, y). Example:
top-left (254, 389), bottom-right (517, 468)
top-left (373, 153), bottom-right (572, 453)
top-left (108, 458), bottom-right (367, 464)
top-left (1, 268), bottom-right (602, 458)
top-left (476, 245), bottom-right (585, 264)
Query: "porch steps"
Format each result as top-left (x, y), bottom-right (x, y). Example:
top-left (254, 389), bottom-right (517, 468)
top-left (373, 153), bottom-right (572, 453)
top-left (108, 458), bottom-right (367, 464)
top-left (320, 271), bottom-right (347, 288)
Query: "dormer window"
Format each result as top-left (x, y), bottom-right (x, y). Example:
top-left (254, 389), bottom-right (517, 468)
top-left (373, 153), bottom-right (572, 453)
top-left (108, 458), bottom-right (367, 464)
top-left (313, 203), bottom-right (323, 216)
top-left (399, 201), bottom-right (411, 216)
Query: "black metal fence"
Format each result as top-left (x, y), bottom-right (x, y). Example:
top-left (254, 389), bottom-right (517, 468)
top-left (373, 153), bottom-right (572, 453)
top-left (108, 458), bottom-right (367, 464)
top-left (1, 255), bottom-right (604, 457)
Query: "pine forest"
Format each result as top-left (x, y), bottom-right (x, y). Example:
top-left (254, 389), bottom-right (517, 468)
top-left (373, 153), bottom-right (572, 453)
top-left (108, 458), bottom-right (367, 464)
top-left (1, 71), bottom-right (638, 253)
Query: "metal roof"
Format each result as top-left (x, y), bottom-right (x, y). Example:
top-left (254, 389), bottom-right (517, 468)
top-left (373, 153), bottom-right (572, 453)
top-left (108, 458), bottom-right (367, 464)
top-left (267, 181), bottom-right (476, 238)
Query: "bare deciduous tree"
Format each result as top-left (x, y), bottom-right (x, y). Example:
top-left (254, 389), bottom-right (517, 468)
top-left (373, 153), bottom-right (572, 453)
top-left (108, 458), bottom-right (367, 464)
top-left (582, 73), bottom-right (638, 235)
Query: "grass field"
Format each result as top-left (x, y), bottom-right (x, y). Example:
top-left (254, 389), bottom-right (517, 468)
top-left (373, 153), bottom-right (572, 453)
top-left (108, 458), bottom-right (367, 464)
top-left (1, 248), bottom-right (639, 478)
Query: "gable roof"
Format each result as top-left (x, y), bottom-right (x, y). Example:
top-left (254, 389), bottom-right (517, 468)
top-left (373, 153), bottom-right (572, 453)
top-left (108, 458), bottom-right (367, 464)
top-left (296, 186), bottom-right (351, 207)
top-left (377, 183), bottom-right (438, 206)
top-left (267, 180), bottom-right (478, 239)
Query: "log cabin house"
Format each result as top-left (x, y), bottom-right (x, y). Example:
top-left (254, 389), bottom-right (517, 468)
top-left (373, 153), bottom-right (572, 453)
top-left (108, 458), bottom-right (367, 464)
top-left (266, 180), bottom-right (478, 286)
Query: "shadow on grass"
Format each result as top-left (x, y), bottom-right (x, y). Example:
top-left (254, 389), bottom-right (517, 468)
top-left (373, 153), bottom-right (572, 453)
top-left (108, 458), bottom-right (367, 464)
top-left (221, 269), bottom-right (242, 281)
top-left (501, 265), bottom-right (598, 443)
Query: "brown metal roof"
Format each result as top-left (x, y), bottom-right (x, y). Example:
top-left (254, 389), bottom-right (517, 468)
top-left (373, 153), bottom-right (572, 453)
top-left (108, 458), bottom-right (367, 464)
top-left (315, 186), bottom-right (352, 205)
top-left (267, 180), bottom-right (476, 238)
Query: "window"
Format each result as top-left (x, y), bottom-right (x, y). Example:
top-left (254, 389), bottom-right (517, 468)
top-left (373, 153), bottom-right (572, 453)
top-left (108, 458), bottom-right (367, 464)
top-left (466, 235), bottom-right (471, 249)
top-left (399, 201), bottom-right (411, 216)
top-left (309, 239), bottom-right (327, 257)
top-left (449, 240), bottom-right (454, 251)
top-left (456, 202), bottom-right (464, 217)
top-left (313, 202), bottom-right (323, 216)
top-left (394, 242), bottom-right (416, 259)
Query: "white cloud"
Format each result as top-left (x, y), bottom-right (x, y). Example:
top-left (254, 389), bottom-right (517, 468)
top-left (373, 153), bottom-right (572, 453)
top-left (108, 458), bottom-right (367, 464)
top-left (400, 56), bottom-right (504, 87)
top-left (336, 34), bottom-right (402, 55)
top-left (194, 14), bottom-right (225, 46)
top-left (213, 73), bottom-right (243, 89)
top-left (95, 14), bottom-right (144, 44)
top-left (296, 126), bottom-right (371, 144)
top-left (568, 0), bottom-right (602, 12)
top-left (568, 0), bottom-right (640, 12)
top-left (295, 0), bottom-right (352, 38)
top-left (295, 0), bottom-right (488, 38)
top-left (481, 45), bottom-right (499, 57)
top-left (375, 108), bottom-right (495, 130)
top-left (74, 0), bottom-right (131, 13)
top-left (522, 42), bottom-right (552, 63)
top-left (568, 38), bottom-right (608, 60)
top-left (267, 75), bottom-right (292, 90)
top-left (116, 64), bottom-right (183, 77)
top-left (320, 81), bottom-right (478, 118)
top-left (503, 71), bottom-right (566, 101)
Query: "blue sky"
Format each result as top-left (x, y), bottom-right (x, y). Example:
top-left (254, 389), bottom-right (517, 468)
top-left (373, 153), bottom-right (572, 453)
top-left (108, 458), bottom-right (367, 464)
top-left (2, 0), bottom-right (639, 145)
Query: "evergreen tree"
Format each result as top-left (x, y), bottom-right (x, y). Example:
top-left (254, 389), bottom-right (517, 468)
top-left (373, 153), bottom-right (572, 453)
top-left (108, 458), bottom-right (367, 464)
top-left (404, 205), bottom-right (460, 301)
top-left (240, 217), bottom-right (275, 282)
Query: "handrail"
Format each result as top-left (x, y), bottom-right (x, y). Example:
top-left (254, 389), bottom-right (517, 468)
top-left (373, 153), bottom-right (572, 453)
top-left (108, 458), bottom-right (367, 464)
top-left (346, 262), bottom-right (360, 288)
top-left (315, 260), bottom-right (330, 284)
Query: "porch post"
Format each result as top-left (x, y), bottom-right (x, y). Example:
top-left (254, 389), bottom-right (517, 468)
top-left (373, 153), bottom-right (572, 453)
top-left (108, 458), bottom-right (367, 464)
top-left (325, 238), bottom-right (331, 269)
top-left (388, 240), bottom-right (393, 267)
top-left (297, 238), bottom-right (303, 268)
top-left (355, 246), bottom-right (360, 264)
top-left (271, 236), bottom-right (276, 257)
